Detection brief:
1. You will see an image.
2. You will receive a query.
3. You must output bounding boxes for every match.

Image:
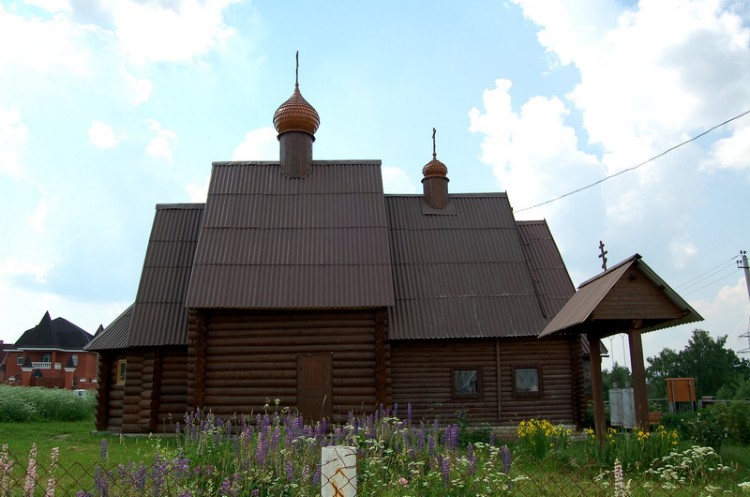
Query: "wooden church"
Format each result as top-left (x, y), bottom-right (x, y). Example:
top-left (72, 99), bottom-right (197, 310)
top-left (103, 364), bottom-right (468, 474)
top-left (88, 64), bottom-right (614, 434)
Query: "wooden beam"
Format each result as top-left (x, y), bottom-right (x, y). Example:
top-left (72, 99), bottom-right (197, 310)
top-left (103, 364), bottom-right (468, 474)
top-left (587, 333), bottom-right (606, 446)
top-left (628, 319), bottom-right (649, 430)
top-left (496, 339), bottom-right (502, 423)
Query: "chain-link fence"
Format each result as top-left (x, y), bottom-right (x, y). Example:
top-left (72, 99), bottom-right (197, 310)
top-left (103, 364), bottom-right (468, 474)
top-left (1, 447), bottom-right (748, 496)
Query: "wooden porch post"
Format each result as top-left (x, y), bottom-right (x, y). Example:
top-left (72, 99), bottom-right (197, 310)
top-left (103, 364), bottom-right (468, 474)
top-left (628, 319), bottom-right (649, 430)
top-left (588, 333), bottom-right (606, 445)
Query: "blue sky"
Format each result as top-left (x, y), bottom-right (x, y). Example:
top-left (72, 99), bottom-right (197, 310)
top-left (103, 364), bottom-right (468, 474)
top-left (1, 0), bottom-right (748, 370)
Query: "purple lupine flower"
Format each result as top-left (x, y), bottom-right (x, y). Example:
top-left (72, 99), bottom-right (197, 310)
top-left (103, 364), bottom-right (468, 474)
top-left (407, 403), bottom-right (413, 426)
top-left (24, 443), bottom-right (37, 497)
top-left (251, 490), bottom-right (260, 497)
top-left (271, 426), bottom-right (281, 449)
top-left (489, 431), bottom-right (496, 447)
top-left (467, 443), bottom-right (477, 475)
top-left (393, 402), bottom-right (399, 418)
top-left (152, 456), bottom-right (166, 497)
top-left (255, 432), bottom-right (268, 466)
top-left (219, 478), bottom-right (232, 496)
top-left (76, 492), bottom-right (92, 497)
top-left (99, 440), bottom-right (108, 461)
top-left (436, 454), bottom-right (450, 486)
top-left (500, 445), bottom-right (512, 474)
top-left (285, 461), bottom-right (294, 481)
top-left (450, 424), bottom-right (459, 450)
top-left (312, 465), bottom-right (321, 485)
top-left (94, 465), bottom-right (109, 497)
top-left (416, 426), bottom-right (425, 452)
top-left (427, 435), bottom-right (436, 456)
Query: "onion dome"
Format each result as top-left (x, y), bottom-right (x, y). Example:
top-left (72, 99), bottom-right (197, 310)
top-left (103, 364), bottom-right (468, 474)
top-left (422, 155), bottom-right (448, 178)
top-left (422, 128), bottom-right (448, 178)
top-left (273, 53), bottom-right (320, 136)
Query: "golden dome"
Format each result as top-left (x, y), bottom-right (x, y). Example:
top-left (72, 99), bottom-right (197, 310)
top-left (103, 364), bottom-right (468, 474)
top-left (422, 155), bottom-right (448, 178)
top-left (273, 84), bottom-right (320, 136)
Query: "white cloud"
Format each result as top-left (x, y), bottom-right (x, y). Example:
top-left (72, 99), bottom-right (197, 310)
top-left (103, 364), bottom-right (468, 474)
top-left (381, 166), bottom-right (417, 194)
top-left (232, 127), bottom-right (277, 160)
top-left (708, 123), bottom-right (750, 171)
top-left (146, 119), bottom-right (178, 162)
top-left (0, 108), bottom-right (27, 178)
top-left (669, 239), bottom-right (699, 270)
top-left (25, 0), bottom-right (71, 14)
top-left (124, 71), bottom-right (153, 106)
top-left (468, 79), bottom-right (600, 216)
top-left (29, 200), bottom-right (51, 235)
top-left (107, 0), bottom-right (239, 64)
top-left (0, 256), bottom-right (52, 284)
top-left (185, 175), bottom-right (210, 202)
top-left (88, 120), bottom-right (124, 149)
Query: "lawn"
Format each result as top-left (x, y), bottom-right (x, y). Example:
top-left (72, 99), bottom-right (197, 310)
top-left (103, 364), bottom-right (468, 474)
top-left (1, 414), bottom-right (750, 497)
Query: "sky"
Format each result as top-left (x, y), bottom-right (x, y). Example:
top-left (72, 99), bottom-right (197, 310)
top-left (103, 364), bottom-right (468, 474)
top-left (1, 0), bottom-right (749, 372)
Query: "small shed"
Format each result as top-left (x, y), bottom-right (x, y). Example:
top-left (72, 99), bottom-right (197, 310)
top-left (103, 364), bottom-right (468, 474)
top-left (540, 254), bottom-right (702, 441)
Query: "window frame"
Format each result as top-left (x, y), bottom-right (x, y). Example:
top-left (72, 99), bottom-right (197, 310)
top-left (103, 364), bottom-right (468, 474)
top-left (72, 354), bottom-right (79, 366)
top-left (512, 364), bottom-right (543, 398)
top-left (116, 359), bottom-right (127, 386)
top-left (451, 367), bottom-right (483, 399)
top-left (16, 355), bottom-right (24, 366)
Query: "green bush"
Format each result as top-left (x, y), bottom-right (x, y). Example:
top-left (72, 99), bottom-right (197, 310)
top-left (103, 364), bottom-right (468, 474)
top-left (0, 385), bottom-right (95, 422)
top-left (714, 402), bottom-right (750, 445)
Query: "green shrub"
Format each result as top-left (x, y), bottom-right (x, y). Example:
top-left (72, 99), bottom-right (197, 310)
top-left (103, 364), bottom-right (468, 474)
top-left (0, 386), bottom-right (95, 422)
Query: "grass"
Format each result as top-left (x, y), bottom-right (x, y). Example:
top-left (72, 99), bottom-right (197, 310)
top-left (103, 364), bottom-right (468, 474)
top-left (1, 409), bottom-right (750, 495)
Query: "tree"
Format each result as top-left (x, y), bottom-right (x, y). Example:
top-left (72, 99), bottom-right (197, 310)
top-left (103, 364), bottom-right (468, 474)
top-left (602, 362), bottom-right (632, 399)
top-left (646, 329), bottom-right (750, 399)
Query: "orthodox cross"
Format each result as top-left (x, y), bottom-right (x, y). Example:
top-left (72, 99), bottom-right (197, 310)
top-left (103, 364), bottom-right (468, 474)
top-left (598, 240), bottom-right (608, 271)
top-left (295, 51), bottom-right (299, 87)
top-left (432, 127), bottom-right (437, 159)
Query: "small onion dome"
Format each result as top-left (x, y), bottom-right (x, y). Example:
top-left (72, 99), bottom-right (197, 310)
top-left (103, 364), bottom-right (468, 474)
top-left (273, 84), bottom-right (320, 136)
top-left (422, 154), bottom-right (448, 178)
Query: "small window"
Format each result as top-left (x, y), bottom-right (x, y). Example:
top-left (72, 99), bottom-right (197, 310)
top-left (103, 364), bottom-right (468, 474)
top-left (41, 353), bottom-right (51, 363)
top-left (452, 368), bottom-right (482, 398)
top-left (513, 366), bottom-right (542, 397)
top-left (116, 359), bottom-right (127, 385)
top-left (16, 356), bottom-right (24, 366)
top-left (72, 354), bottom-right (78, 366)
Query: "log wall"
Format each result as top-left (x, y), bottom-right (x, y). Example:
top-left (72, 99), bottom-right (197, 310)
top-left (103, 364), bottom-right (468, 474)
top-left (188, 309), bottom-right (388, 421)
top-left (121, 347), bottom-right (187, 433)
top-left (391, 335), bottom-right (584, 426)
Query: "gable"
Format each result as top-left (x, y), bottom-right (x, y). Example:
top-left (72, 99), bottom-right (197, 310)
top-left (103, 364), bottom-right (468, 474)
top-left (592, 266), bottom-right (685, 320)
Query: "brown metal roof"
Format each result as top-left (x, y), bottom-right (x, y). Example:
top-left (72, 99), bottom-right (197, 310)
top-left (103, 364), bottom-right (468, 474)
top-left (128, 204), bottom-right (204, 347)
top-left (516, 220), bottom-right (576, 318)
top-left (186, 161), bottom-right (395, 309)
top-left (539, 254), bottom-right (703, 338)
top-left (85, 304), bottom-right (133, 351)
top-left (385, 194), bottom-right (553, 340)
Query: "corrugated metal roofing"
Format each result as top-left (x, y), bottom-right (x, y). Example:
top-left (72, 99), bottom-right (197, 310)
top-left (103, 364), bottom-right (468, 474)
top-left (14, 312), bottom-right (93, 350)
top-left (516, 220), bottom-right (576, 318)
top-left (128, 204), bottom-right (204, 347)
top-left (85, 304), bottom-right (133, 351)
top-left (385, 195), bottom-right (551, 340)
top-left (186, 162), bottom-right (395, 309)
top-left (539, 254), bottom-right (703, 338)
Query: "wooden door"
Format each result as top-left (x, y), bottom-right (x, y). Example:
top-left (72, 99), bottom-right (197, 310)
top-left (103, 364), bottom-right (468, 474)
top-left (297, 353), bottom-right (333, 422)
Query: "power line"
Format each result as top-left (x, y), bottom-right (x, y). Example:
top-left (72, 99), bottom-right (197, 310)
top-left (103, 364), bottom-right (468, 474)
top-left (515, 108), bottom-right (750, 213)
top-left (681, 270), bottom-right (741, 298)
top-left (675, 255), bottom-right (740, 291)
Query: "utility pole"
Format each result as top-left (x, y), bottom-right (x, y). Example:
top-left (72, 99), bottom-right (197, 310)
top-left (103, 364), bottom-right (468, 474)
top-left (738, 251), bottom-right (750, 354)
top-left (739, 250), bottom-right (750, 303)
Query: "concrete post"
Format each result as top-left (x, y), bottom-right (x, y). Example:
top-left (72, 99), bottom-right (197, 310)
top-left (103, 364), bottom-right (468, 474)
top-left (321, 446), bottom-right (357, 497)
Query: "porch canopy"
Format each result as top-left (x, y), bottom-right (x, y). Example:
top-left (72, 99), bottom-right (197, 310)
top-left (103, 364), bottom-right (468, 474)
top-left (539, 254), bottom-right (702, 441)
